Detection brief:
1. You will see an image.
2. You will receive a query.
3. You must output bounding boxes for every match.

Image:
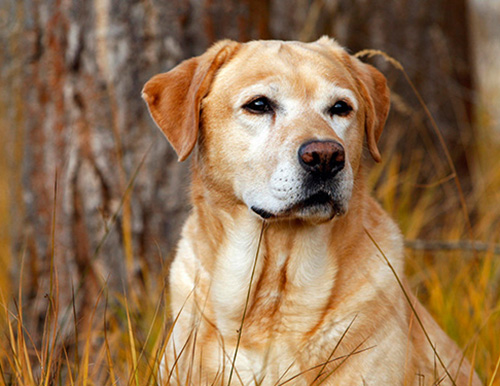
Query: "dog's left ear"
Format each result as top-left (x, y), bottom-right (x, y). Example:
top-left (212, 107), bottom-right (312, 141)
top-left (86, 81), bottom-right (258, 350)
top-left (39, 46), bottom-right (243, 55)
top-left (142, 40), bottom-right (240, 161)
top-left (352, 59), bottom-right (390, 163)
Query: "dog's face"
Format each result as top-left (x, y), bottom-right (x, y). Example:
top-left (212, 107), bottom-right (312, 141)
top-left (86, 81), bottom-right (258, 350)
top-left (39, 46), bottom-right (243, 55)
top-left (143, 38), bottom-right (390, 223)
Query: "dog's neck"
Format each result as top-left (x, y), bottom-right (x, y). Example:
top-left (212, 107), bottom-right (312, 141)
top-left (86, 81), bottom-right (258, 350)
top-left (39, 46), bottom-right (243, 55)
top-left (188, 162), bottom-right (373, 274)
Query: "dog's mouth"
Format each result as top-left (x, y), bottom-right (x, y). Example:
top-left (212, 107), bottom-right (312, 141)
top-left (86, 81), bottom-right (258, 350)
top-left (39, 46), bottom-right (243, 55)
top-left (300, 191), bottom-right (333, 207)
top-left (251, 191), bottom-right (339, 220)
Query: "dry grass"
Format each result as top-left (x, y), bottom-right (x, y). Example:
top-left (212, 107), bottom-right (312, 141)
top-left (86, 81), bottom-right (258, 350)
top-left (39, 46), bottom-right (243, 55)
top-left (2, 150), bottom-right (499, 384)
top-left (0, 59), bottom-right (499, 385)
top-left (370, 155), bottom-right (500, 385)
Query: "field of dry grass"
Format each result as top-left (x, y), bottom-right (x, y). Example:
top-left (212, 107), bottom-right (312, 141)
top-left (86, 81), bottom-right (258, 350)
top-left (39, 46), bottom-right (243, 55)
top-left (0, 59), bottom-right (499, 385)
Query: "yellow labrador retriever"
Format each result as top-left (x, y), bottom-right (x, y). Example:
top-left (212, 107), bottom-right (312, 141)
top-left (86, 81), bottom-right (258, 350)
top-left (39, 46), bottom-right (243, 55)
top-left (143, 37), bottom-right (481, 386)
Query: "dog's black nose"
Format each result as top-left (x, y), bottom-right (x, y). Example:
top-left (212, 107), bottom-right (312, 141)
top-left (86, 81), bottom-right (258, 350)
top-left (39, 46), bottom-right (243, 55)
top-left (298, 140), bottom-right (345, 176)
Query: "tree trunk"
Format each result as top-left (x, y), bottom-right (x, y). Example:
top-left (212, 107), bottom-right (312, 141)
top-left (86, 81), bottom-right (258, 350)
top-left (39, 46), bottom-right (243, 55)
top-left (0, 0), bottom-right (474, 338)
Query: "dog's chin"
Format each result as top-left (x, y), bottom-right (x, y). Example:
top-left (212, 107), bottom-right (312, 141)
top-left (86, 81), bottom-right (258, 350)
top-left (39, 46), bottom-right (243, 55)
top-left (251, 192), bottom-right (346, 223)
top-left (295, 204), bottom-right (339, 224)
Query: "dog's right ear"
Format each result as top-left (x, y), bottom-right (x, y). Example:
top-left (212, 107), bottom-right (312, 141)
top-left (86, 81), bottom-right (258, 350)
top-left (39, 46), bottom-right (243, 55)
top-left (142, 40), bottom-right (240, 161)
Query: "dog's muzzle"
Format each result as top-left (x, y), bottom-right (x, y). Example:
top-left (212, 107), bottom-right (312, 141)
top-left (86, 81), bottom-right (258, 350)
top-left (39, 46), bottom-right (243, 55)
top-left (251, 140), bottom-right (349, 221)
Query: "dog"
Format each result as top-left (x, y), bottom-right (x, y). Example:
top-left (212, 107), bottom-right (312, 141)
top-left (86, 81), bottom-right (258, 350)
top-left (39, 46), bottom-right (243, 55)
top-left (143, 37), bottom-right (481, 385)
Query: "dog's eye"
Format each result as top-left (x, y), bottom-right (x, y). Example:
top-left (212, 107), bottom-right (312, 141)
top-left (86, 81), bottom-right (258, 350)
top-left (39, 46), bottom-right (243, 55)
top-left (329, 101), bottom-right (353, 117)
top-left (243, 97), bottom-right (274, 114)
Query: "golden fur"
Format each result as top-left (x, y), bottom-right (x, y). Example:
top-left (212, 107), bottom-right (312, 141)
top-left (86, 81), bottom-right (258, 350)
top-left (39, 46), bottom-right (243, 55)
top-left (143, 37), bottom-right (481, 385)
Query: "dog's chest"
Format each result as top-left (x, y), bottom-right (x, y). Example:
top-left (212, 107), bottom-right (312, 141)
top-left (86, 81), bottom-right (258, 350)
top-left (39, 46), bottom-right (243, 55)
top-left (210, 221), bottom-right (338, 340)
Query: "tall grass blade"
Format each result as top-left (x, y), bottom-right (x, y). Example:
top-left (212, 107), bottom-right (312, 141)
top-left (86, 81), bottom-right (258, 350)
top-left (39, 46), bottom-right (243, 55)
top-left (227, 220), bottom-right (266, 386)
top-left (79, 286), bottom-right (105, 386)
top-left (63, 345), bottom-right (75, 386)
top-left (14, 246), bottom-right (35, 385)
top-left (468, 341), bottom-right (478, 386)
top-left (71, 284), bottom-right (80, 377)
top-left (41, 170), bottom-right (60, 386)
top-left (133, 280), bottom-right (168, 381)
top-left (277, 344), bottom-right (374, 385)
top-left (311, 315), bottom-right (357, 384)
top-left (124, 293), bottom-right (140, 386)
top-left (487, 352), bottom-right (500, 386)
top-left (103, 294), bottom-right (117, 386)
top-left (315, 339), bottom-right (372, 386)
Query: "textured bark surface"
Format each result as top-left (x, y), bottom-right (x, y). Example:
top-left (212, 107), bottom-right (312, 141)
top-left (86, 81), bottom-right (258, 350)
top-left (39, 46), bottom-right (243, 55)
top-left (0, 0), bottom-right (474, 336)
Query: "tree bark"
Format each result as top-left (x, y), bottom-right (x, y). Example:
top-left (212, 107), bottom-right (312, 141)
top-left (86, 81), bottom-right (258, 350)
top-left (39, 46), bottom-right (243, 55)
top-left (0, 0), bottom-right (474, 337)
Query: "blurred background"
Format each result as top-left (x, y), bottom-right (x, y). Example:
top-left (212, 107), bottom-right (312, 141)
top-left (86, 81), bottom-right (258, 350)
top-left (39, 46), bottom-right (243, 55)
top-left (0, 0), bottom-right (499, 384)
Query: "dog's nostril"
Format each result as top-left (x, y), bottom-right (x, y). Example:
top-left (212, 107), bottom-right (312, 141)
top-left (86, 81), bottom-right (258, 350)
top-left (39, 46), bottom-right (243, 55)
top-left (301, 151), bottom-right (321, 166)
top-left (298, 140), bottom-right (345, 176)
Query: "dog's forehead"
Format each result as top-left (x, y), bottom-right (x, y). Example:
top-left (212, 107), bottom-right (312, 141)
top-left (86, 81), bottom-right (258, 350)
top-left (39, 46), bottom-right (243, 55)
top-left (214, 39), bottom-right (357, 93)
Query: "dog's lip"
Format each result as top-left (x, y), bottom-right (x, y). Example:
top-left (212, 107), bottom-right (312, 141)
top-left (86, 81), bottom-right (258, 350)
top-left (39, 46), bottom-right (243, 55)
top-left (251, 191), bottom-right (337, 220)
top-left (251, 206), bottom-right (275, 219)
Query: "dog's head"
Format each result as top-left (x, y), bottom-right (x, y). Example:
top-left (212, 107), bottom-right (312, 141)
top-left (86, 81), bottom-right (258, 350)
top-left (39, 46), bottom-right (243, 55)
top-left (143, 38), bottom-right (390, 223)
